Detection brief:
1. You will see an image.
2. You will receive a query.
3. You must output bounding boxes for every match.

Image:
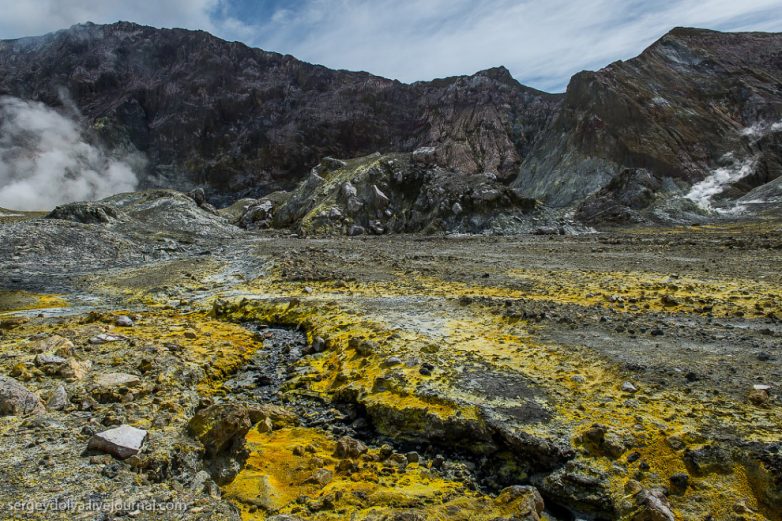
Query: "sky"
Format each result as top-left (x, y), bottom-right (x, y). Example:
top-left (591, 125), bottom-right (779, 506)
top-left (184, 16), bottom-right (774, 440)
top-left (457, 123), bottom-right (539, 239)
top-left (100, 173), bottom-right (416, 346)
top-left (0, 0), bottom-right (781, 92)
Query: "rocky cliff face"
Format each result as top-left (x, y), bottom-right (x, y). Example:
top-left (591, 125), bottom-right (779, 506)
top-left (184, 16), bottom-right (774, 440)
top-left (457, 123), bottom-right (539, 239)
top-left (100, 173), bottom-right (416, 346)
top-left (0, 22), bottom-right (560, 205)
top-left (515, 28), bottom-right (782, 221)
top-left (0, 23), bottom-right (780, 226)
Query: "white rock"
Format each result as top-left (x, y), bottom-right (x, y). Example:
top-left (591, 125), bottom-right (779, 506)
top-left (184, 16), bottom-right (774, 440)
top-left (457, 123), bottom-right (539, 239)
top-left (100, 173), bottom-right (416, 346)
top-left (93, 372), bottom-right (141, 389)
top-left (621, 381), bottom-right (638, 393)
top-left (89, 333), bottom-right (123, 344)
top-left (115, 315), bottom-right (134, 327)
top-left (88, 424), bottom-right (148, 459)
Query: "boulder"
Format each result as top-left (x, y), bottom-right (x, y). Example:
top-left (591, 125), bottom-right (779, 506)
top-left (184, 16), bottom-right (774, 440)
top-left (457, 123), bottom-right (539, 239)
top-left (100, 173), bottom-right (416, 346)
top-left (90, 372), bottom-right (142, 402)
top-left (334, 436), bottom-right (368, 459)
top-left (0, 376), bottom-right (45, 416)
top-left (495, 485), bottom-right (545, 521)
top-left (47, 385), bottom-right (69, 410)
top-left (348, 225), bottom-right (365, 236)
top-left (189, 402), bottom-right (295, 456)
top-left (29, 335), bottom-right (74, 355)
top-left (88, 424), bottom-right (148, 459)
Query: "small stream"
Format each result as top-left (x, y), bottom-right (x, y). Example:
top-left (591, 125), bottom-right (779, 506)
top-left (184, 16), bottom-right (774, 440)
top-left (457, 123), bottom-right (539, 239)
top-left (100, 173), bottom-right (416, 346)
top-left (220, 321), bottom-right (573, 520)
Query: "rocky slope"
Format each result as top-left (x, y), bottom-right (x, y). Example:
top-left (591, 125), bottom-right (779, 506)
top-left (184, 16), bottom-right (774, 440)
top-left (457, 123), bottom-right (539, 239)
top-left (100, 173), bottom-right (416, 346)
top-left (515, 28), bottom-right (782, 222)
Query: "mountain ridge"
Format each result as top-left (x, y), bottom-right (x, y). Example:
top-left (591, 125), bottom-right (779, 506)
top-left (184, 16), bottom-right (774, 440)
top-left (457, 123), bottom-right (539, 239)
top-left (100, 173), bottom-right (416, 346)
top-left (0, 21), bottom-right (780, 227)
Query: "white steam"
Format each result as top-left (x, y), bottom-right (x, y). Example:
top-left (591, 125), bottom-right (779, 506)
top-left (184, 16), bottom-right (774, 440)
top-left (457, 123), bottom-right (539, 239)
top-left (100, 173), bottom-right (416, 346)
top-left (685, 155), bottom-right (756, 212)
top-left (0, 96), bottom-right (141, 211)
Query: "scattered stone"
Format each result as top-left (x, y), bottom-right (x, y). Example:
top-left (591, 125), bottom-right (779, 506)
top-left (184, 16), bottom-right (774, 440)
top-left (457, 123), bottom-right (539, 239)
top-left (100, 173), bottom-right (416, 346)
top-left (581, 424), bottom-right (630, 459)
top-left (388, 453), bottom-right (408, 467)
top-left (621, 381), bottom-right (638, 393)
top-left (660, 294), bottom-right (679, 307)
top-left (630, 486), bottom-right (675, 521)
top-left (60, 359), bottom-right (92, 381)
top-left (348, 225), bottom-right (365, 236)
top-left (352, 339), bottom-right (378, 356)
top-left (90, 372), bottom-right (142, 402)
top-left (34, 353), bottom-right (67, 374)
top-left (0, 376), bottom-right (45, 416)
top-left (47, 385), bottom-right (69, 410)
top-left (311, 336), bottom-right (326, 353)
top-left (306, 468), bottom-right (333, 486)
top-left (115, 315), bottom-right (134, 327)
top-left (494, 485), bottom-right (545, 521)
top-left (748, 385), bottom-right (771, 405)
top-left (669, 473), bottom-right (689, 494)
top-left (334, 436), bottom-right (368, 459)
top-left (88, 424), bottom-right (147, 459)
top-left (419, 362), bottom-right (434, 376)
top-left (683, 445), bottom-right (733, 475)
top-left (30, 335), bottom-right (74, 355)
top-left (89, 333), bottom-right (123, 345)
top-left (571, 375), bottom-right (587, 384)
top-left (384, 356), bottom-right (402, 366)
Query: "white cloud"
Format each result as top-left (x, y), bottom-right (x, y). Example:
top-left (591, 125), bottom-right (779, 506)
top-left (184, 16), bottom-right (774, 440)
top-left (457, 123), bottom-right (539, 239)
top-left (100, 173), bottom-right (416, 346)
top-left (248, 0), bottom-right (782, 91)
top-left (0, 0), bottom-right (780, 91)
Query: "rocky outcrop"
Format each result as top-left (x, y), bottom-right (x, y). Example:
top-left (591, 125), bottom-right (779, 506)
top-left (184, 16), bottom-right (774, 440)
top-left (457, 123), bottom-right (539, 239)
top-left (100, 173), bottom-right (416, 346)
top-left (240, 152), bottom-right (588, 235)
top-left (515, 28), bottom-right (782, 220)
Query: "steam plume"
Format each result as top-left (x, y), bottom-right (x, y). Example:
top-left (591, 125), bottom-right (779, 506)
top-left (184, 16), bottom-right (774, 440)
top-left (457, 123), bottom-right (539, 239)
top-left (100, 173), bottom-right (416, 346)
top-left (0, 96), bottom-right (142, 211)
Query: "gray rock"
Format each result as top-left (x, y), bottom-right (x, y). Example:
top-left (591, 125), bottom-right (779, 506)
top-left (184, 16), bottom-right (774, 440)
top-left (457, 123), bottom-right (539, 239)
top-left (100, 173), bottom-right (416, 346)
top-left (34, 354), bottom-right (67, 374)
top-left (348, 225), bottom-right (365, 236)
top-left (89, 333), bottom-right (123, 345)
top-left (46, 385), bottom-right (69, 410)
top-left (495, 485), bottom-right (545, 520)
top-left (115, 315), bottom-right (134, 327)
top-left (368, 220), bottom-right (386, 235)
top-left (371, 185), bottom-right (390, 209)
top-left (88, 424), bottom-right (148, 459)
top-left (311, 337), bottom-right (326, 353)
top-left (341, 182), bottom-right (357, 199)
top-left (93, 373), bottom-right (141, 389)
top-left (631, 486), bottom-right (675, 521)
top-left (0, 376), bottom-right (45, 416)
top-left (334, 436), bottom-right (368, 459)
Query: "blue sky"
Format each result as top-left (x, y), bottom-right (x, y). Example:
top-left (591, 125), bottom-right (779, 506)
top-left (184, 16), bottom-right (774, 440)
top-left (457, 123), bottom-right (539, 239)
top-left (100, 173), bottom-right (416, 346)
top-left (1, 0), bottom-right (781, 92)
